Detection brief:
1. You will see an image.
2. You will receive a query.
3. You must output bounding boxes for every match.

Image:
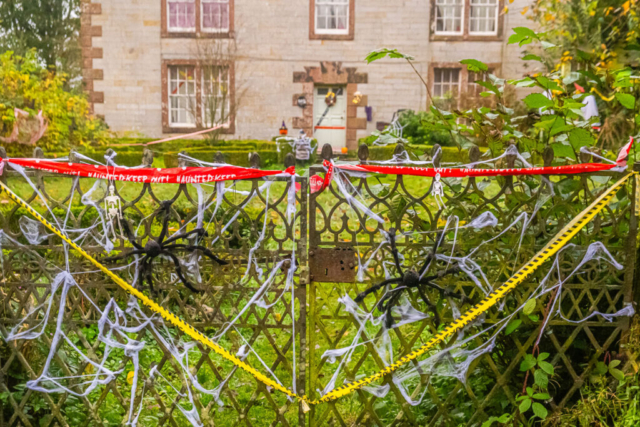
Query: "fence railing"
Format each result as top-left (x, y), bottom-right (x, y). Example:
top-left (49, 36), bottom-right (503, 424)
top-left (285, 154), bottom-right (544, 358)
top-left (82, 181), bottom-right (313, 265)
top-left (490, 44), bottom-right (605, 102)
top-left (0, 144), bottom-right (637, 426)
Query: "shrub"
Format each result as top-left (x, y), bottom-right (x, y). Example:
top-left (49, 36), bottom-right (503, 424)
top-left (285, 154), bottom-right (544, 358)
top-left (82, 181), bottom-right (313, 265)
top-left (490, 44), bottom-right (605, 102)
top-left (367, 144), bottom-right (487, 163)
top-left (0, 50), bottom-right (108, 154)
top-left (397, 110), bottom-right (455, 147)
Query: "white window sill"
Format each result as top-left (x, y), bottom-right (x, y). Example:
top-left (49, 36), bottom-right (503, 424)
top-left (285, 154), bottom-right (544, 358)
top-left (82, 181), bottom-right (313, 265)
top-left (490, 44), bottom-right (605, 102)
top-left (168, 28), bottom-right (196, 33)
top-left (434, 31), bottom-right (464, 36)
top-left (315, 29), bottom-right (350, 35)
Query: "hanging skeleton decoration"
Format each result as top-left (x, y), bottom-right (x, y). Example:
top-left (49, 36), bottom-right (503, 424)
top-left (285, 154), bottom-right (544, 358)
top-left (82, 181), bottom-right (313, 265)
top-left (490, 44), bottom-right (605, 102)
top-left (104, 183), bottom-right (124, 241)
top-left (355, 228), bottom-right (468, 328)
top-left (431, 173), bottom-right (445, 210)
top-left (103, 200), bottom-right (227, 294)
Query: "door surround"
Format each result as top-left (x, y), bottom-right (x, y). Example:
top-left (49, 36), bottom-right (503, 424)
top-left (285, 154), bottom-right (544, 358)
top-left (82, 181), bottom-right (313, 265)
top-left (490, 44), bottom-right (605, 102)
top-left (292, 61), bottom-right (368, 151)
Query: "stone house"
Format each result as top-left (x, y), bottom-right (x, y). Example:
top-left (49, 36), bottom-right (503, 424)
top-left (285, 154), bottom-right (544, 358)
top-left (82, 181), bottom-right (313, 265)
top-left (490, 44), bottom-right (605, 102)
top-left (81, 0), bottom-right (533, 151)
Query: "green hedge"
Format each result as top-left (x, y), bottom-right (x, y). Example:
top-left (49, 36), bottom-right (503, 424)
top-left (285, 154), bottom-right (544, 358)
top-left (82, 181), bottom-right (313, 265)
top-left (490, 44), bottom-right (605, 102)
top-left (106, 138), bottom-right (276, 153)
top-left (29, 138), bottom-right (282, 168)
top-left (163, 148), bottom-right (279, 168)
top-left (367, 144), bottom-right (488, 163)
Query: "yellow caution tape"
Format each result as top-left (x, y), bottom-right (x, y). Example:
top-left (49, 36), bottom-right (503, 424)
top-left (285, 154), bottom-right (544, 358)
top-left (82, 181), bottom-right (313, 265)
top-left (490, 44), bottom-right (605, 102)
top-left (312, 172), bottom-right (634, 404)
top-left (0, 180), bottom-right (300, 403)
top-left (0, 173), bottom-right (633, 407)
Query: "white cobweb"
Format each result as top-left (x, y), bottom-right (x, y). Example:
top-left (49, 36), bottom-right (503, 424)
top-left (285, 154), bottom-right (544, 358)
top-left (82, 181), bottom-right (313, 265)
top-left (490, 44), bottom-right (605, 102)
top-left (0, 143), bottom-right (634, 422)
top-left (1, 152), bottom-right (301, 426)
top-left (312, 147), bottom-right (633, 405)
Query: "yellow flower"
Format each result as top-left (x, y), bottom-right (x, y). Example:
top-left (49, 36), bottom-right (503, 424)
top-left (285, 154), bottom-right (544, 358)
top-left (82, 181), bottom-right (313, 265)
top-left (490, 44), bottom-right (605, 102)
top-left (503, 6), bottom-right (509, 13)
top-left (274, 313), bottom-right (282, 322)
top-left (521, 6), bottom-right (529, 15)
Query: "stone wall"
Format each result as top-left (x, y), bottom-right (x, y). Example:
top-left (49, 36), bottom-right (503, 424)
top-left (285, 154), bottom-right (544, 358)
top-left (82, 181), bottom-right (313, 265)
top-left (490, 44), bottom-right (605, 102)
top-left (84, 0), bottom-right (536, 147)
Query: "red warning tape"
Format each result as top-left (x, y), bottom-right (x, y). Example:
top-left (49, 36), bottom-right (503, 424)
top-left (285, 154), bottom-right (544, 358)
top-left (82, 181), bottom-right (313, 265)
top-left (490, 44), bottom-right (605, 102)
top-left (3, 158), bottom-right (294, 184)
top-left (333, 161), bottom-right (618, 178)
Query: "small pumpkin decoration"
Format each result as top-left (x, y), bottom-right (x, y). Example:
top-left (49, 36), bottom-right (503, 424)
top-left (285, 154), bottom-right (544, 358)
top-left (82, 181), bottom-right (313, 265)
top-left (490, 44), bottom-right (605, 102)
top-left (325, 91), bottom-right (337, 107)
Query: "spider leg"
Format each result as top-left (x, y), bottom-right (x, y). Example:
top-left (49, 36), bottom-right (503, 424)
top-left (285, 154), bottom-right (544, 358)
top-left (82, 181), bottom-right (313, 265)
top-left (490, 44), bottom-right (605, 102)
top-left (136, 256), bottom-right (149, 290)
top-left (163, 251), bottom-right (202, 293)
top-left (157, 203), bottom-right (173, 243)
top-left (354, 278), bottom-right (402, 303)
top-left (417, 231), bottom-right (444, 277)
top-left (387, 228), bottom-right (404, 276)
top-left (163, 228), bottom-right (208, 245)
top-left (164, 244), bottom-right (228, 265)
top-left (419, 279), bottom-right (467, 302)
top-left (416, 285), bottom-right (440, 326)
top-left (420, 265), bottom-right (461, 283)
top-left (121, 220), bottom-right (144, 251)
top-left (144, 258), bottom-right (157, 295)
top-left (103, 249), bottom-right (146, 262)
top-left (380, 290), bottom-right (403, 329)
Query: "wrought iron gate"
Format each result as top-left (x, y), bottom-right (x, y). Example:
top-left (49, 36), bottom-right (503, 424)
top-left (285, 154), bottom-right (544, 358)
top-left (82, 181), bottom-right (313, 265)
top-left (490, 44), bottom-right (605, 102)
top-left (0, 145), bottom-right (638, 426)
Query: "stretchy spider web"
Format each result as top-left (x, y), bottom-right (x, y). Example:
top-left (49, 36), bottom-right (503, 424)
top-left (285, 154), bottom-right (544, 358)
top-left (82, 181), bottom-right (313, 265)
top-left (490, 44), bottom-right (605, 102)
top-left (1, 144), bottom-right (635, 424)
top-left (2, 151), bottom-right (300, 425)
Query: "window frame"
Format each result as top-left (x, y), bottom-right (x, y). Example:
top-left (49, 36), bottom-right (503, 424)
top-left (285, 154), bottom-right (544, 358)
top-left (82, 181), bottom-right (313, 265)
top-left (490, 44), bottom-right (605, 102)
top-left (168, 64), bottom-right (198, 128)
top-left (309, 0), bottom-right (355, 41)
top-left (430, 0), bottom-right (503, 41)
top-left (166, 0), bottom-right (196, 33)
top-left (162, 0), bottom-right (234, 39)
top-left (434, 0), bottom-right (465, 36)
top-left (201, 0), bottom-right (231, 34)
top-left (429, 63), bottom-right (501, 109)
top-left (162, 59), bottom-right (236, 134)
top-left (201, 65), bottom-right (231, 127)
top-left (468, 0), bottom-right (499, 36)
top-left (433, 67), bottom-right (461, 98)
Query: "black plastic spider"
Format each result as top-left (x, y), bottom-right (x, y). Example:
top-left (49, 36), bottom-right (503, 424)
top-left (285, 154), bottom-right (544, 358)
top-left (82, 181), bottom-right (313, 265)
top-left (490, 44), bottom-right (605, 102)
top-left (104, 200), bottom-right (227, 293)
top-left (355, 227), bottom-right (469, 328)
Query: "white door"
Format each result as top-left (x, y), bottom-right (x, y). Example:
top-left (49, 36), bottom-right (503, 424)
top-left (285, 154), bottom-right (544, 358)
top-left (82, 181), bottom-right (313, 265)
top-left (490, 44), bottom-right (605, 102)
top-left (313, 86), bottom-right (347, 151)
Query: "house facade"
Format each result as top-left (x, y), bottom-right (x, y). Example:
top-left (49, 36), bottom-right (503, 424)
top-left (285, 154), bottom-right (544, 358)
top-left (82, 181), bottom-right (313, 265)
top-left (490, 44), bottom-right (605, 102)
top-left (81, 0), bottom-right (533, 150)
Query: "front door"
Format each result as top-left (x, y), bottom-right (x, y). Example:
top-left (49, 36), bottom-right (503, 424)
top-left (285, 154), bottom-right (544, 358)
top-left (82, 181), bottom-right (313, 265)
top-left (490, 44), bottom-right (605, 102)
top-left (313, 86), bottom-right (347, 151)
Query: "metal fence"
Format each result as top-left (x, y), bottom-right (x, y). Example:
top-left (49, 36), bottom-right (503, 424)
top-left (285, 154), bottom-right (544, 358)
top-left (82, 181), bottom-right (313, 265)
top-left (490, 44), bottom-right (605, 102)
top-left (305, 144), bottom-right (637, 426)
top-left (0, 145), bottom-right (637, 426)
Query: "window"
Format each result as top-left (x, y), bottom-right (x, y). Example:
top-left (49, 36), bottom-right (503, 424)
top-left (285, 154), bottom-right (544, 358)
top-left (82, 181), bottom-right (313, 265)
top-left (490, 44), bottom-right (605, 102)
top-left (202, 0), bottom-right (229, 32)
top-left (431, 65), bottom-right (499, 109)
top-left (315, 0), bottom-right (349, 34)
top-left (435, 0), bottom-right (464, 35)
top-left (202, 66), bottom-right (230, 126)
top-left (168, 0), bottom-right (196, 32)
top-left (168, 66), bottom-right (197, 127)
top-left (431, 0), bottom-right (502, 39)
top-left (163, 61), bottom-right (235, 132)
top-left (310, 0), bottom-right (354, 40)
top-left (469, 0), bottom-right (498, 35)
top-left (467, 70), bottom-right (491, 97)
top-left (434, 68), bottom-right (460, 98)
top-left (163, 0), bottom-right (233, 37)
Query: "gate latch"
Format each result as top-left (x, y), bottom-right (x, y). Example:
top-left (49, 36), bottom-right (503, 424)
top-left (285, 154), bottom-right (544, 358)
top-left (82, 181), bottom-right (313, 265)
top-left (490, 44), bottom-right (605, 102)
top-left (309, 247), bottom-right (356, 283)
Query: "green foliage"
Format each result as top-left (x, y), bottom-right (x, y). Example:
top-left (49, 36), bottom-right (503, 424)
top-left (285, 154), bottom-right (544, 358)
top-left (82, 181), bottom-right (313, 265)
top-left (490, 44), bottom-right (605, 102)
top-left (0, 0), bottom-right (80, 78)
top-left (524, 93), bottom-right (554, 109)
top-left (517, 352), bottom-right (554, 422)
top-left (528, 0), bottom-right (640, 150)
top-left (362, 143), bottom-right (487, 164)
top-left (365, 48), bottom-right (415, 63)
top-left (0, 50), bottom-right (108, 153)
top-left (481, 413), bottom-right (512, 427)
